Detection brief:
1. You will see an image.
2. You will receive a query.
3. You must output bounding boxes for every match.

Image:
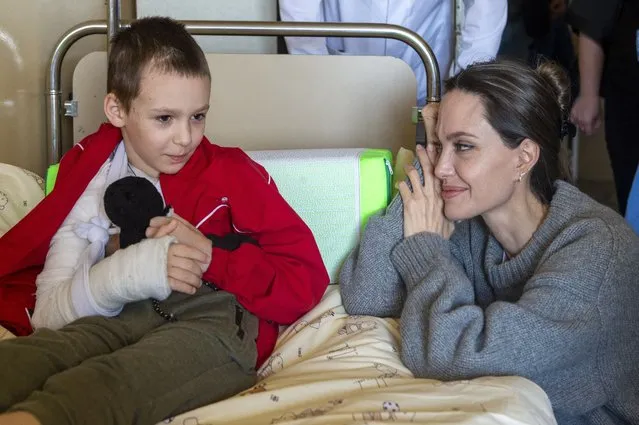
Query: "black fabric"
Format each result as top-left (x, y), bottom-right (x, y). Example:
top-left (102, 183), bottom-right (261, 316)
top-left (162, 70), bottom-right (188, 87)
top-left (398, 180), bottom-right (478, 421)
top-left (566, 0), bottom-right (622, 41)
top-left (527, 19), bottom-right (579, 107)
top-left (523, 0), bottom-right (551, 39)
top-left (567, 0), bottom-right (639, 96)
top-left (206, 233), bottom-right (259, 251)
top-left (602, 0), bottom-right (639, 97)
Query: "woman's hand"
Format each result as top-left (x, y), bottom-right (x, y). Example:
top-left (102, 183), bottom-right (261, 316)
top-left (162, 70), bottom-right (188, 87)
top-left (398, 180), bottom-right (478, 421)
top-left (422, 102), bottom-right (439, 146)
top-left (398, 144), bottom-right (454, 240)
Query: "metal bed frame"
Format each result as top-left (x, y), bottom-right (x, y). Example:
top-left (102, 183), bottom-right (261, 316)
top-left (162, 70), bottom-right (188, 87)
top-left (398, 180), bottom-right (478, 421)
top-left (45, 0), bottom-right (441, 166)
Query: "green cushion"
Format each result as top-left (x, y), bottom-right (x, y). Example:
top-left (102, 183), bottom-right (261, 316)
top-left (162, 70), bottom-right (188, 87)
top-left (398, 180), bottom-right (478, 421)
top-left (45, 163), bottom-right (60, 196)
top-left (358, 149), bottom-right (393, 231)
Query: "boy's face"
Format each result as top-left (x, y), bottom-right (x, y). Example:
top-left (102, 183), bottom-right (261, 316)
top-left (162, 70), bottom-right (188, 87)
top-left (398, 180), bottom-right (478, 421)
top-left (107, 69), bottom-right (211, 177)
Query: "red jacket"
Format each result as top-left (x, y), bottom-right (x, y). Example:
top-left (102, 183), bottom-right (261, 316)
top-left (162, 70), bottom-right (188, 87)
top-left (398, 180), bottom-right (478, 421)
top-left (0, 123), bottom-right (329, 366)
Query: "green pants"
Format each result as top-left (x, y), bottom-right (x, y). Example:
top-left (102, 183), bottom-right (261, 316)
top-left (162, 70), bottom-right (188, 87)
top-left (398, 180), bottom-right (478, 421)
top-left (0, 288), bottom-right (258, 425)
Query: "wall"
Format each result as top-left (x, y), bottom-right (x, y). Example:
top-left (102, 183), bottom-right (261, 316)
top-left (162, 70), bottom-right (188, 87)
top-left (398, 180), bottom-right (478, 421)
top-left (0, 0), bottom-right (135, 177)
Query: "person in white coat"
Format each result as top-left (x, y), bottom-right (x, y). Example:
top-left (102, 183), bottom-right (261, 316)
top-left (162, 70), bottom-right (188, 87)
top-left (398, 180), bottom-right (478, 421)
top-left (279, 0), bottom-right (508, 106)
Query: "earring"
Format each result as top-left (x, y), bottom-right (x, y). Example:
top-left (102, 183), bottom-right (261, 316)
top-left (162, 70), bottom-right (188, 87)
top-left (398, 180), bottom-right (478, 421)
top-left (518, 170), bottom-right (527, 182)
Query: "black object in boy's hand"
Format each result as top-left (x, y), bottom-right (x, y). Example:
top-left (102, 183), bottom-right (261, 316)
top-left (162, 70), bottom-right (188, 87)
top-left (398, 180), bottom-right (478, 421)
top-left (103, 176), bottom-right (170, 249)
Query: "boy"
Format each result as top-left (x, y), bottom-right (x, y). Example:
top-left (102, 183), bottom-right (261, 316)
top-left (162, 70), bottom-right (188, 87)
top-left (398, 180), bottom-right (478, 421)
top-left (0, 17), bottom-right (329, 425)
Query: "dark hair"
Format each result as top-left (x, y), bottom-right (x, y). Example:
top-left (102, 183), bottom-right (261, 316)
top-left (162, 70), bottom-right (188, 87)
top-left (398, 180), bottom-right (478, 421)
top-left (107, 16), bottom-right (210, 112)
top-left (444, 59), bottom-right (571, 204)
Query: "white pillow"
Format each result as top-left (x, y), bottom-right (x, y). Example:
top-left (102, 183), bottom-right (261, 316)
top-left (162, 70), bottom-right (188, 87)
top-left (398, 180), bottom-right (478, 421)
top-left (0, 163), bottom-right (45, 237)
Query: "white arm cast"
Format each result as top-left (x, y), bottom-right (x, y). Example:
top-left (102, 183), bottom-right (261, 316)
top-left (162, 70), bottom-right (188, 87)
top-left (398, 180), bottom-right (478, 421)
top-left (32, 160), bottom-right (173, 330)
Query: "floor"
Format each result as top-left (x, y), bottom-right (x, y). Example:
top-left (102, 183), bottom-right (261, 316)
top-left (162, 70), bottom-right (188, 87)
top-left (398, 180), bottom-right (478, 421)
top-left (572, 127), bottom-right (620, 214)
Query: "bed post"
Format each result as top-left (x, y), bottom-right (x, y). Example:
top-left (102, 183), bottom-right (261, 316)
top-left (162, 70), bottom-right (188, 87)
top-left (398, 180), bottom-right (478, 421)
top-left (107, 0), bottom-right (121, 58)
top-left (46, 22), bottom-right (106, 167)
top-left (44, 0), bottom-right (120, 168)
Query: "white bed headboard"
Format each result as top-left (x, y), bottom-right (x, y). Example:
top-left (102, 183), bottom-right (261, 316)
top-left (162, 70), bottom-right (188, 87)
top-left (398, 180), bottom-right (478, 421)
top-left (71, 52), bottom-right (418, 153)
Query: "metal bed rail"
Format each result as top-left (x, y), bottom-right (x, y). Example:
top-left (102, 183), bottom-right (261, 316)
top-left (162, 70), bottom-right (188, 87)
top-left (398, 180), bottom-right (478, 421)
top-left (46, 0), bottom-right (441, 166)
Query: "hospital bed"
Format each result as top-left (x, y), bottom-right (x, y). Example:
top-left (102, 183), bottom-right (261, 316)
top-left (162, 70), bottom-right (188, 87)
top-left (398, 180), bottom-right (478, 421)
top-left (2, 1), bottom-right (558, 423)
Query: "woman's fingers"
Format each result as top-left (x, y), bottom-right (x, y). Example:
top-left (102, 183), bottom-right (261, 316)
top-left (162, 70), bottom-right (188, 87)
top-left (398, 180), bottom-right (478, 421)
top-left (412, 144), bottom-right (441, 199)
top-left (424, 144), bottom-right (442, 195)
top-left (416, 144), bottom-right (434, 175)
top-left (421, 103), bottom-right (440, 144)
top-left (404, 165), bottom-right (423, 198)
top-left (397, 180), bottom-right (412, 201)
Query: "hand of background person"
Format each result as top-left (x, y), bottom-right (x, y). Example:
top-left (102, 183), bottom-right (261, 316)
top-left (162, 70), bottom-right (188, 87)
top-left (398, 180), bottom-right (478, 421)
top-left (570, 94), bottom-right (602, 136)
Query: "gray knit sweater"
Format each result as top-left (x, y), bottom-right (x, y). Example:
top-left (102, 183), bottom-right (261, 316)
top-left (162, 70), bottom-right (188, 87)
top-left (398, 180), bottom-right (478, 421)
top-left (340, 180), bottom-right (639, 425)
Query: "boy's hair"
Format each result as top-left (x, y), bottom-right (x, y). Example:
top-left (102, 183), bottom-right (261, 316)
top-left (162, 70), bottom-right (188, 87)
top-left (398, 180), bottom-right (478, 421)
top-left (107, 16), bottom-right (210, 112)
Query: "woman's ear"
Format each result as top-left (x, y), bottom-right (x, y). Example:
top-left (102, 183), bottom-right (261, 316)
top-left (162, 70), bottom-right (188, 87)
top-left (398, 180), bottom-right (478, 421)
top-left (517, 138), bottom-right (540, 175)
top-left (104, 93), bottom-right (126, 128)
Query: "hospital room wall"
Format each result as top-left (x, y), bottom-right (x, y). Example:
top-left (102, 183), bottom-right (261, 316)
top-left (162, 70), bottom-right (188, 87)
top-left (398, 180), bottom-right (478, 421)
top-left (0, 0), bottom-right (614, 188)
top-left (0, 0), bottom-right (136, 177)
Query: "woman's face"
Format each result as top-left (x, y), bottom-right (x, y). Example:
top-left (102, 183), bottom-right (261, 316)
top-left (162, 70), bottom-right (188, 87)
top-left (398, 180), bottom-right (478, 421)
top-left (432, 89), bottom-right (524, 221)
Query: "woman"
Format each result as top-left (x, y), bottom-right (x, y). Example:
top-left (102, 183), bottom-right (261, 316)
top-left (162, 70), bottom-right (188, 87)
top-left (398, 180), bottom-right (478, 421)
top-left (339, 59), bottom-right (639, 424)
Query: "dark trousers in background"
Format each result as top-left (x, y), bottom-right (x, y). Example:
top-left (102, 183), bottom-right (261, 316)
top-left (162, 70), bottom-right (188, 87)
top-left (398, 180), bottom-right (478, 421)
top-left (604, 90), bottom-right (639, 216)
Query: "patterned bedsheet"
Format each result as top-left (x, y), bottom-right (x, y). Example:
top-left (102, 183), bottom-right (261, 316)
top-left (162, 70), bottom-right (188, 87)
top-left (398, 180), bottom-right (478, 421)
top-left (158, 286), bottom-right (557, 425)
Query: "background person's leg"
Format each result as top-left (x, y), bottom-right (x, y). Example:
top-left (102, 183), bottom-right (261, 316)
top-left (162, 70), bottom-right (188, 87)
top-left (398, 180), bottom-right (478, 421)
top-left (604, 92), bottom-right (639, 215)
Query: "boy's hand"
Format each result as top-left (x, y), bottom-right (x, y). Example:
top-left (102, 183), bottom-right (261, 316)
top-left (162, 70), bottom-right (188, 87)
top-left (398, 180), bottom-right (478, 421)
top-left (146, 214), bottom-right (212, 271)
top-left (167, 243), bottom-right (207, 295)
